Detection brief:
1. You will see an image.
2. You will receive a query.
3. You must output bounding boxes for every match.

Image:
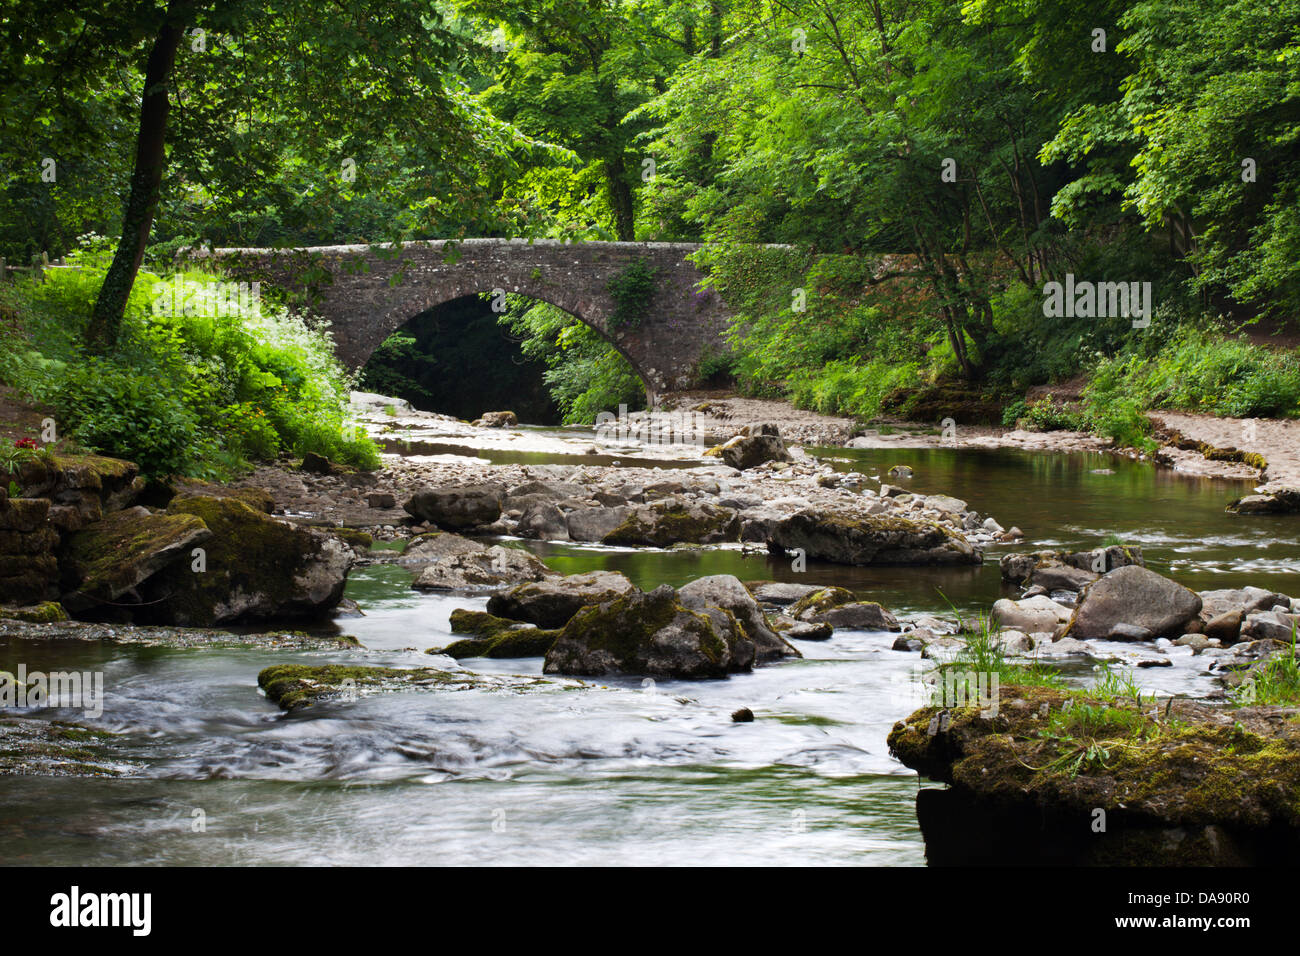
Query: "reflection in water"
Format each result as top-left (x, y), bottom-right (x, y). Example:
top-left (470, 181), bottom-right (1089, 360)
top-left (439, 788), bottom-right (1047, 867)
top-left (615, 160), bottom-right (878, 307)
top-left (1, 443), bottom-right (1296, 865)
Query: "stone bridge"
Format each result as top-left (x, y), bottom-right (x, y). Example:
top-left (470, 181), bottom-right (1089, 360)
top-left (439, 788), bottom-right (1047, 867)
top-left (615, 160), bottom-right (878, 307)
top-left (198, 239), bottom-right (735, 400)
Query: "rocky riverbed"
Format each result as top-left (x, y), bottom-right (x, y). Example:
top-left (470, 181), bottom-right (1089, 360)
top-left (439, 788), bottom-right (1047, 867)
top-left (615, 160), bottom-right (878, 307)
top-left (3, 391), bottom-right (1299, 864)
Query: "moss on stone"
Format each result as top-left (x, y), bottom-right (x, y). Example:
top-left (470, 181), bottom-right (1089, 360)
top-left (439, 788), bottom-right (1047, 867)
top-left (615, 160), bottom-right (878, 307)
top-left (788, 586), bottom-right (855, 619)
top-left (257, 662), bottom-right (547, 710)
top-left (0, 601), bottom-right (69, 623)
top-left (888, 684), bottom-right (1300, 833)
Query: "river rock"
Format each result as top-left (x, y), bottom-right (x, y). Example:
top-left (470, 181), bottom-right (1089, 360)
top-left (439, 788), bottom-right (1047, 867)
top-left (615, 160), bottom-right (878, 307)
top-left (601, 497), bottom-right (740, 546)
top-left (747, 581), bottom-right (821, 605)
top-left (474, 411), bottom-right (518, 428)
top-left (817, 601), bottom-right (900, 630)
top-left (565, 505), bottom-right (632, 542)
top-left (1199, 587), bottom-right (1292, 622)
top-left (543, 584), bottom-right (756, 678)
top-left (677, 574), bottom-right (800, 662)
top-left (487, 570), bottom-right (636, 628)
top-left (401, 531), bottom-right (486, 562)
top-left (1240, 609), bottom-right (1299, 643)
top-left (142, 496), bottom-right (353, 625)
top-left (404, 484), bottom-right (504, 529)
top-left (767, 510), bottom-right (981, 566)
top-left (412, 545), bottom-right (553, 591)
top-left (1226, 488), bottom-right (1300, 514)
top-left (990, 595), bottom-right (1072, 634)
top-left (1027, 561), bottom-right (1099, 592)
top-left (711, 424), bottom-right (793, 471)
top-left (59, 506), bottom-right (213, 614)
top-left (1067, 565), bottom-right (1202, 640)
top-left (516, 502), bottom-right (571, 540)
top-left (436, 608), bottom-right (558, 659)
top-left (771, 614), bottom-right (834, 640)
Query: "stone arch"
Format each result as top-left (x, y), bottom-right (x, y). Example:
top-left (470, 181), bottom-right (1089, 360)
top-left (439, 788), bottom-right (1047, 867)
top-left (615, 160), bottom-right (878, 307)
top-left (200, 239), bottom-right (736, 402)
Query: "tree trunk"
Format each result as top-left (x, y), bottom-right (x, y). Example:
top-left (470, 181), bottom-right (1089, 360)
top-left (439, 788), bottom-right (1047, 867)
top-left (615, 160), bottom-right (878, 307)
top-left (603, 155), bottom-right (635, 242)
top-left (86, 7), bottom-right (188, 352)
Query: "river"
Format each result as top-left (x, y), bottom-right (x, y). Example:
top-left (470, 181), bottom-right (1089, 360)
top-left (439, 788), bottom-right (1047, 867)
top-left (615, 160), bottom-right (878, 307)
top-left (2, 439), bottom-right (1297, 865)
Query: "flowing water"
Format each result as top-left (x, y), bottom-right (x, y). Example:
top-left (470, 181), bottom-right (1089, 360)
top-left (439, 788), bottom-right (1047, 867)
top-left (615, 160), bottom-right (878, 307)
top-left (3, 441), bottom-right (1298, 865)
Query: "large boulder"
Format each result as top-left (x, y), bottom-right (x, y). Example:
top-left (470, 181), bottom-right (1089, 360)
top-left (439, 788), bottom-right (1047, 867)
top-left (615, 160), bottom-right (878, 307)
top-left (403, 484), bottom-right (504, 529)
top-left (768, 510), bottom-right (981, 566)
top-left (711, 424), bottom-right (793, 471)
top-left (147, 496), bottom-right (353, 625)
top-left (601, 498), bottom-right (740, 547)
top-left (677, 574), bottom-right (800, 663)
top-left (59, 506), bottom-right (212, 615)
top-left (487, 570), bottom-right (636, 628)
top-left (1067, 565), bottom-right (1202, 640)
top-left (543, 585), bottom-right (755, 678)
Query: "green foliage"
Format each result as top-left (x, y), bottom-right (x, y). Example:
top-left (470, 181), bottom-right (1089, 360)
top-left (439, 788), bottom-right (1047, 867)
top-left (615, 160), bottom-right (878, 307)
top-left (606, 260), bottom-right (655, 331)
top-left (0, 261), bottom-right (379, 477)
top-left (498, 297), bottom-right (644, 423)
top-left (1235, 626), bottom-right (1300, 707)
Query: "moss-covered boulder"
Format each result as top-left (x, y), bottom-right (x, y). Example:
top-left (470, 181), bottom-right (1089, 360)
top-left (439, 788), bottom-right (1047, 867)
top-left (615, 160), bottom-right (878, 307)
top-left (677, 574), bottom-right (800, 663)
top-left (602, 498), bottom-right (741, 547)
top-left (788, 586), bottom-right (856, 620)
top-left (0, 495), bottom-right (58, 605)
top-left (433, 609), bottom-right (559, 659)
top-left (144, 496), bottom-right (353, 626)
top-left (60, 506), bottom-right (212, 615)
top-left (543, 584), bottom-right (756, 679)
top-left (487, 570), bottom-right (635, 627)
top-left (768, 510), bottom-right (981, 566)
top-left (888, 685), bottom-right (1300, 865)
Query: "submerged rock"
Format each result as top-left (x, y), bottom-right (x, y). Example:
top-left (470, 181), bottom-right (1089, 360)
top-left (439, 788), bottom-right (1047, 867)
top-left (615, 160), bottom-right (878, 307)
top-left (543, 585), bottom-right (755, 679)
top-left (767, 511), bottom-right (981, 566)
top-left (258, 663), bottom-right (548, 711)
top-left (487, 570), bottom-right (636, 628)
top-left (434, 609), bottom-right (558, 659)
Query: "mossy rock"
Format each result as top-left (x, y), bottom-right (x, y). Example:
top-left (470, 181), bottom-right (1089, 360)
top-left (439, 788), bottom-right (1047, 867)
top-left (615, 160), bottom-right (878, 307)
top-left (788, 586), bottom-right (855, 620)
top-left (0, 601), bottom-right (69, 623)
top-left (60, 506), bottom-right (213, 615)
top-left (141, 496), bottom-right (352, 626)
top-left (257, 663), bottom-right (545, 710)
top-left (329, 527), bottom-right (374, 550)
top-left (543, 584), bottom-right (754, 678)
top-left (602, 499), bottom-right (740, 547)
top-left (888, 685), bottom-right (1300, 863)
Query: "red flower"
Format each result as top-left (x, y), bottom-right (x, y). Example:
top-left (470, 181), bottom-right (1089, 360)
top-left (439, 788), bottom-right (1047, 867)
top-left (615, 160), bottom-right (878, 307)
top-left (14, 438), bottom-right (38, 449)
